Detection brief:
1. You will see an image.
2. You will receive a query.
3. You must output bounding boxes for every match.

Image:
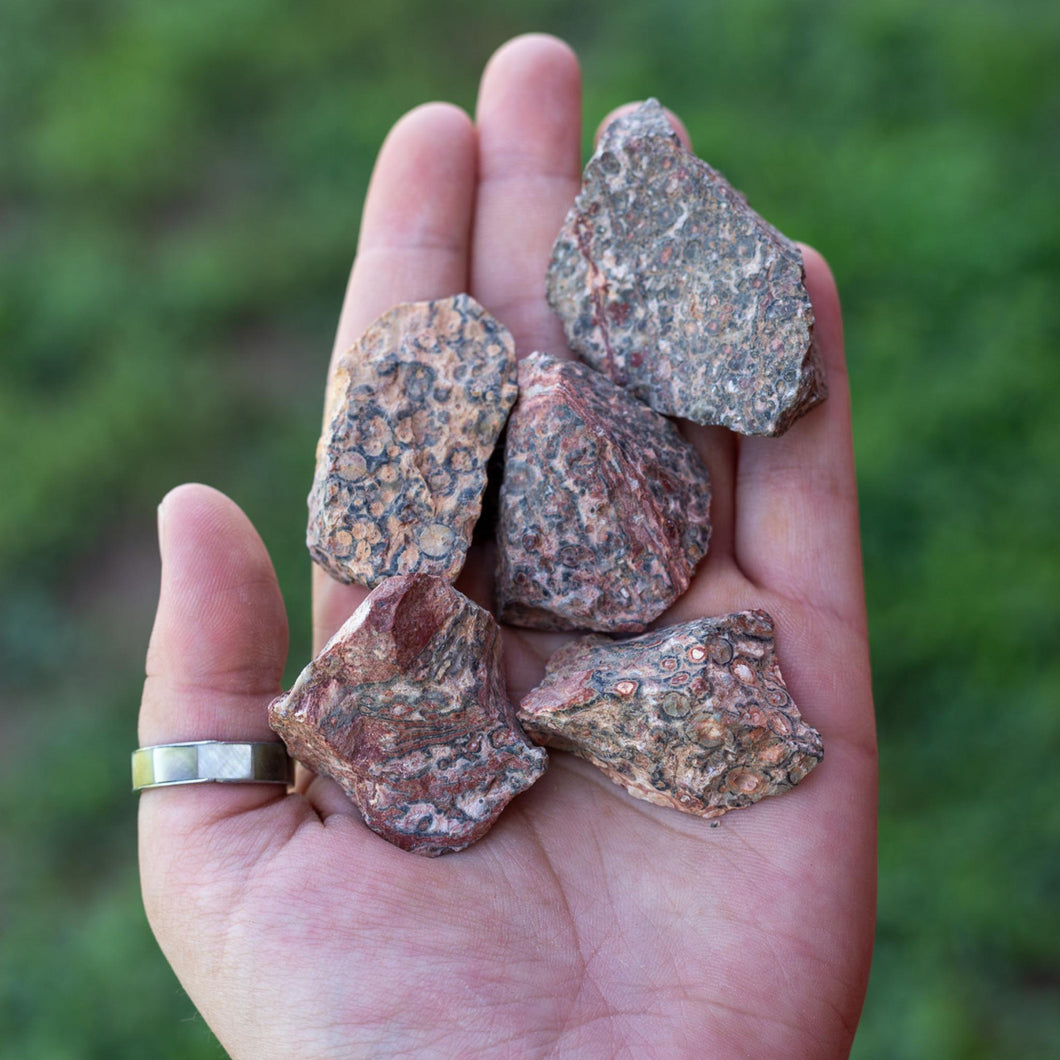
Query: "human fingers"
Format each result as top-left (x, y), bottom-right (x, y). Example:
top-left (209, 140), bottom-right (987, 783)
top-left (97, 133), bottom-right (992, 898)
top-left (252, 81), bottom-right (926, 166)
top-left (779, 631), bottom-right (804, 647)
top-left (314, 102), bottom-right (477, 651)
top-left (471, 34), bottom-right (582, 357)
top-left (138, 485), bottom-right (307, 964)
top-left (733, 246), bottom-right (865, 633)
top-left (725, 247), bottom-right (876, 765)
top-left (139, 484), bottom-right (288, 772)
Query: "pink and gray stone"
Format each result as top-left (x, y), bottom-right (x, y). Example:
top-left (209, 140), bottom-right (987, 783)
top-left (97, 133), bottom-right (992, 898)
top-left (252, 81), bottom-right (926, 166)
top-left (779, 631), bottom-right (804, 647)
top-left (307, 294), bottom-right (518, 587)
top-left (495, 351), bottom-right (712, 634)
top-left (547, 99), bottom-right (826, 436)
top-left (518, 610), bottom-right (822, 818)
top-left (269, 575), bottom-right (548, 856)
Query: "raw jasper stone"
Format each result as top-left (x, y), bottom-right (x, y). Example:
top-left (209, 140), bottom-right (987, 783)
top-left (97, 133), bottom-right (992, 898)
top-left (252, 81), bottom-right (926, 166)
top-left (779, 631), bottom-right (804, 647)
top-left (547, 99), bottom-right (826, 436)
top-left (495, 351), bottom-right (712, 633)
top-left (307, 294), bottom-right (518, 587)
top-left (518, 610), bottom-right (822, 818)
top-left (269, 575), bottom-right (548, 856)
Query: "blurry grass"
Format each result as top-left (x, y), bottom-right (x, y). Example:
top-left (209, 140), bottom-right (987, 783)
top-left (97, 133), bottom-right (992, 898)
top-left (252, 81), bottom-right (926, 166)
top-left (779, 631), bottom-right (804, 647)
top-left (1, 0), bottom-right (1058, 1055)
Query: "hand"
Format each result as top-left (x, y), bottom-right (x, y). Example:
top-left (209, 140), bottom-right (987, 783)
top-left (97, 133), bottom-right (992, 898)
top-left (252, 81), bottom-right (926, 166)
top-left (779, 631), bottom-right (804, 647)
top-left (139, 34), bottom-right (876, 1058)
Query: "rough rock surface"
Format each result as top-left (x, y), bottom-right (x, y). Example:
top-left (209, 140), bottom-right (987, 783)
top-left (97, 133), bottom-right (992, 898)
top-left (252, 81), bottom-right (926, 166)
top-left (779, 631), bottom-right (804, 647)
top-left (518, 610), bottom-right (822, 818)
top-left (496, 351), bottom-right (712, 633)
top-left (307, 294), bottom-right (518, 587)
top-left (269, 575), bottom-right (548, 856)
top-left (547, 99), bottom-right (826, 436)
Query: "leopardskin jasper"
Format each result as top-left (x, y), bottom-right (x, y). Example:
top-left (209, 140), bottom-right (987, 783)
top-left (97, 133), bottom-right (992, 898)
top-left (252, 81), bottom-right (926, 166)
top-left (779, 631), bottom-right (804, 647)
top-left (547, 99), bottom-right (826, 436)
top-left (495, 351), bottom-right (712, 633)
top-left (269, 574), bottom-right (548, 856)
top-left (517, 610), bottom-right (822, 818)
top-left (307, 294), bottom-right (518, 587)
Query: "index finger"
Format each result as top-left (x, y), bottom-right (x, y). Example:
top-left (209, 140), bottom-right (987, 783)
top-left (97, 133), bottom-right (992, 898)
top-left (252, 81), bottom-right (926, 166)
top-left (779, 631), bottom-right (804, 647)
top-left (313, 102), bottom-right (477, 651)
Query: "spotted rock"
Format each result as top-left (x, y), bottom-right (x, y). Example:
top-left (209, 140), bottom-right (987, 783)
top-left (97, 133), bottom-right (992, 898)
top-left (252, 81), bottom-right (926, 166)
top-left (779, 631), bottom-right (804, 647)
top-left (518, 610), bottom-right (822, 818)
top-left (495, 351), bottom-right (712, 633)
top-left (307, 295), bottom-right (518, 587)
top-left (269, 575), bottom-right (548, 856)
top-left (547, 99), bottom-right (826, 436)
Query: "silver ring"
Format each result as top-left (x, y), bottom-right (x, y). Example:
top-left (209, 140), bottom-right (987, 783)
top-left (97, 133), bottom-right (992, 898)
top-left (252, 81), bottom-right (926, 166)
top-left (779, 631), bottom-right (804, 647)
top-left (132, 740), bottom-right (293, 792)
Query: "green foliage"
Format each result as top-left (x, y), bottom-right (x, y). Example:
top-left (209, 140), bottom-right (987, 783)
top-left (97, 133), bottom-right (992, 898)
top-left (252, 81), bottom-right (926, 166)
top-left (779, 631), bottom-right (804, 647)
top-left (1, 0), bottom-right (1057, 1054)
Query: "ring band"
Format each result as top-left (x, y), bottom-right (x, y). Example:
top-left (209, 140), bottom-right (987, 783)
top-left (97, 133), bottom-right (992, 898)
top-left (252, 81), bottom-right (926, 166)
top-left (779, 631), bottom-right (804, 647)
top-left (132, 741), bottom-right (293, 792)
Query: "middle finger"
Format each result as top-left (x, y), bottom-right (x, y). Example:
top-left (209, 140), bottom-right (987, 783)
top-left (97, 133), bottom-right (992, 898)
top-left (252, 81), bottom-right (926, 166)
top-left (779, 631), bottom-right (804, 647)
top-left (472, 34), bottom-right (583, 358)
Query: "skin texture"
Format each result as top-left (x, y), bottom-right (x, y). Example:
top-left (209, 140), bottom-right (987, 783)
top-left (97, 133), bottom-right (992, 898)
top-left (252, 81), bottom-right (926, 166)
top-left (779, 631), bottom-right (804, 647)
top-left (139, 35), bottom-right (877, 1059)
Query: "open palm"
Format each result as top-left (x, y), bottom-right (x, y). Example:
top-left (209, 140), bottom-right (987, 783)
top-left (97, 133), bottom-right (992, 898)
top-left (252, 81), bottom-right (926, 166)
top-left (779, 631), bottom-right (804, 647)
top-left (139, 35), bottom-right (876, 1059)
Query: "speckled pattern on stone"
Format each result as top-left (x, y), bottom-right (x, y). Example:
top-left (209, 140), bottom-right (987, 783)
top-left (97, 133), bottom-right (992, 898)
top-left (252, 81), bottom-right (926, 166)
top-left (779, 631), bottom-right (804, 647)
top-left (495, 351), bottom-right (712, 634)
top-left (547, 99), bottom-right (826, 436)
top-left (518, 610), bottom-right (822, 818)
top-left (307, 294), bottom-right (518, 587)
top-left (269, 574), bottom-right (548, 856)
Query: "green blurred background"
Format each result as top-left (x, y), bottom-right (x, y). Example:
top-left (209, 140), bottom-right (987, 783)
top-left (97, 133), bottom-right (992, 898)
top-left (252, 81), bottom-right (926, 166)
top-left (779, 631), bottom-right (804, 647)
top-left (1, 0), bottom-right (1057, 1055)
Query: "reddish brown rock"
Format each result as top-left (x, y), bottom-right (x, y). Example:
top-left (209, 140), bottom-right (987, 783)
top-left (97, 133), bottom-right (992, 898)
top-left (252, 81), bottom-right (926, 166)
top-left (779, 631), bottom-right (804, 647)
top-left (495, 351), bottom-right (712, 633)
top-left (269, 575), bottom-right (547, 856)
top-left (518, 610), bottom-right (822, 818)
top-left (547, 99), bottom-right (826, 436)
top-left (308, 295), bottom-right (518, 587)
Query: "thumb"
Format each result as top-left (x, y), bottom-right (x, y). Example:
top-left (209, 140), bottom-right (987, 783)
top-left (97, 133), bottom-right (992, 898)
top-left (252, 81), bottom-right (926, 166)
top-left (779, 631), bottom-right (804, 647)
top-left (137, 483), bottom-right (298, 963)
top-left (139, 482), bottom-right (288, 758)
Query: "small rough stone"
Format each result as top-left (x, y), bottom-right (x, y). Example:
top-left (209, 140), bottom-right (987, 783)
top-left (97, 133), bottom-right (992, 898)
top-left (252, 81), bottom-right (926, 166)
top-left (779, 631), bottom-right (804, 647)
top-left (547, 99), bottom-right (826, 436)
top-left (269, 575), bottom-right (548, 856)
top-left (518, 610), bottom-right (822, 818)
top-left (495, 351), bottom-right (712, 633)
top-left (307, 294), bottom-right (518, 587)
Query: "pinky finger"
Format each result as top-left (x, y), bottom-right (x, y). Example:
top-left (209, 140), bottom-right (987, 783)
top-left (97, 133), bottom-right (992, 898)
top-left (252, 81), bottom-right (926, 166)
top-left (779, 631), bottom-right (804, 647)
top-left (733, 246), bottom-right (866, 632)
